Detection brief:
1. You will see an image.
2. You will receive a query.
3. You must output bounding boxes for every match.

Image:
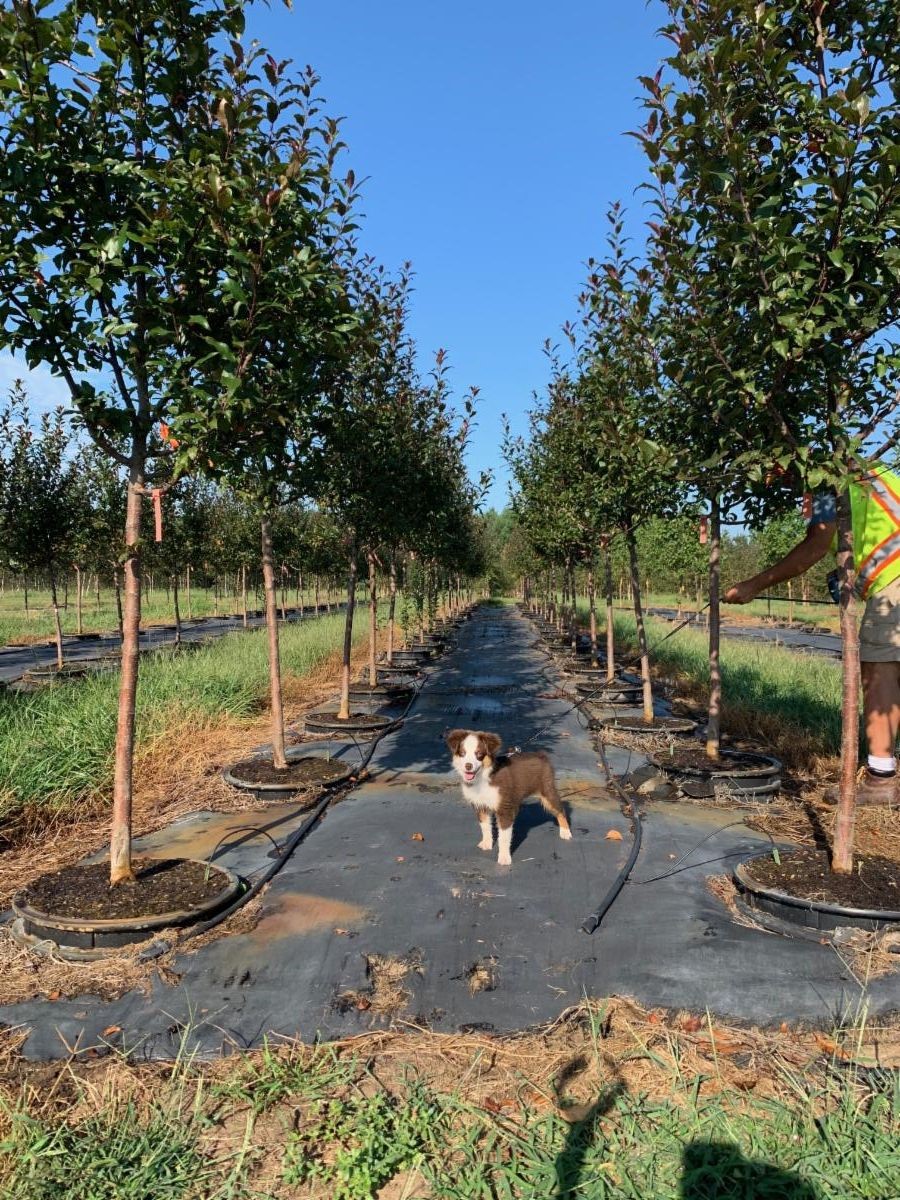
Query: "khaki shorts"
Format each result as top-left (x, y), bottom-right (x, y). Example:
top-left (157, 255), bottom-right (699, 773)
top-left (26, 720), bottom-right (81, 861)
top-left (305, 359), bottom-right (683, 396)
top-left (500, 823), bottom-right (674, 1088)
top-left (860, 575), bottom-right (900, 663)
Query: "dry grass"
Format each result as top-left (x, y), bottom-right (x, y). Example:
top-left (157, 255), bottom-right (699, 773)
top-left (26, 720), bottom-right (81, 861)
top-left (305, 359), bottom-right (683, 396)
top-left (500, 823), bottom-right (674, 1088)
top-left (0, 634), bottom-right (384, 1008)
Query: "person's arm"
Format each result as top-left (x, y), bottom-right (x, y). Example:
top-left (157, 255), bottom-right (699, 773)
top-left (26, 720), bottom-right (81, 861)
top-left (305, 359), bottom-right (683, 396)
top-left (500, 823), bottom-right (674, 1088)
top-left (724, 522), bottom-right (835, 604)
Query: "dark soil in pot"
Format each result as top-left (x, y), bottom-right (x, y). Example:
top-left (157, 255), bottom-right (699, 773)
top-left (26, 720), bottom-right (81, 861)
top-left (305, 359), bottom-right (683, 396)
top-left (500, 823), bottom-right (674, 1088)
top-left (742, 847), bottom-right (900, 911)
top-left (655, 746), bottom-right (779, 775)
top-left (17, 858), bottom-right (232, 923)
top-left (226, 755), bottom-right (351, 789)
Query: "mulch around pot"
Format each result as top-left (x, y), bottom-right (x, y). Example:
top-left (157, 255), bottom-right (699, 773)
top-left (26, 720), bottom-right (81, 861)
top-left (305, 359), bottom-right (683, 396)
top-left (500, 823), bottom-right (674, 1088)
top-left (746, 846), bottom-right (900, 911)
top-left (228, 756), bottom-right (350, 787)
top-left (659, 746), bottom-right (776, 774)
top-left (18, 859), bottom-right (231, 922)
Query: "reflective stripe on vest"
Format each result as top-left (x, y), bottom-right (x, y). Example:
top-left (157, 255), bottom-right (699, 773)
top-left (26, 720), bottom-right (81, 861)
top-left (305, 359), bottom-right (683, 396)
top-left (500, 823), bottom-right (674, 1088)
top-left (855, 470), bottom-right (900, 598)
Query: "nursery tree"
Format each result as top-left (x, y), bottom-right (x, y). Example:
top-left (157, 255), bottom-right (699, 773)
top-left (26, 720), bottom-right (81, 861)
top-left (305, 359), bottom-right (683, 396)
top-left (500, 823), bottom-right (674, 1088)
top-left (0, 0), bottom-right (355, 882)
top-left (642, 0), bottom-right (900, 869)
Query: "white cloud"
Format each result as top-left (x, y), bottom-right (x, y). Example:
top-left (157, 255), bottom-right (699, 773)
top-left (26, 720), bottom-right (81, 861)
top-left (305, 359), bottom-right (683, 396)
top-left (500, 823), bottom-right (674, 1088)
top-left (0, 350), bottom-right (72, 414)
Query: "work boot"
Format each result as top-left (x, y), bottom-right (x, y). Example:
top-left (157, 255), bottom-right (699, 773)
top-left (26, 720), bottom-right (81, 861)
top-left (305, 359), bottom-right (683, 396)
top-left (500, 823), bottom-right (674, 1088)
top-left (823, 770), bottom-right (898, 807)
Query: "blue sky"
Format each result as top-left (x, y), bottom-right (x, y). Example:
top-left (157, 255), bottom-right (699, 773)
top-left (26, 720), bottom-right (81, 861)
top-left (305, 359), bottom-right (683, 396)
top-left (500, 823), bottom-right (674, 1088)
top-left (0, 0), bottom-right (669, 508)
top-left (248, 0), bottom-right (669, 507)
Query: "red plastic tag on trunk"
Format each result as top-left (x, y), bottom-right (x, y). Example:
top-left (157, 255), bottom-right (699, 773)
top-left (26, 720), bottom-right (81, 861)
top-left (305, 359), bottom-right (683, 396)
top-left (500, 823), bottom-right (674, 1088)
top-left (699, 517), bottom-right (708, 545)
top-left (152, 488), bottom-right (163, 542)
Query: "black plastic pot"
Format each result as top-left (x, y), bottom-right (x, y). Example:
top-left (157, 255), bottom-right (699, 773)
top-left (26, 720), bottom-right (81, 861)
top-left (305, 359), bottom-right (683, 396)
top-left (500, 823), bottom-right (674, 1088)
top-left (734, 855), bottom-right (900, 938)
top-left (650, 749), bottom-right (782, 801)
top-left (408, 642), bottom-right (435, 659)
top-left (349, 681), bottom-right (413, 702)
top-left (390, 649), bottom-right (428, 667)
top-left (303, 711), bottom-right (394, 736)
top-left (223, 753), bottom-right (352, 803)
top-left (11, 861), bottom-right (242, 960)
top-left (577, 678), bottom-right (643, 705)
top-left (597, 714), bottom-right (698, 736)
top-left (377, 663), bottom-right (420, 681)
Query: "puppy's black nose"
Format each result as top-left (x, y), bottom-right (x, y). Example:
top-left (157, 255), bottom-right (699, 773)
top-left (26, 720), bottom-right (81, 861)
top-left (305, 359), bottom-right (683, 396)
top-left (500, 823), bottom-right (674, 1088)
top-left (465, 763), bottom-right (473, 771)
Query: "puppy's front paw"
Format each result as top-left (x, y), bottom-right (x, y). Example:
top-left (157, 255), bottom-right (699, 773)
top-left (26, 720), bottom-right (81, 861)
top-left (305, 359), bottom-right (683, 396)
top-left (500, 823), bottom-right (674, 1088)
top-left (559, 827), bottom-right (573, 841)
top-left (478, 838), bottom-right (493, 851)
top-left (497, 852), bottom-right (512, 867)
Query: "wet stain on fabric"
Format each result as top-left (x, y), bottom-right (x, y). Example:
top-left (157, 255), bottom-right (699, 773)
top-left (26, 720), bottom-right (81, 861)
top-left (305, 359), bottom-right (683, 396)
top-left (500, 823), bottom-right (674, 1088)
top-left (254, 892), bottom-right (368, 940)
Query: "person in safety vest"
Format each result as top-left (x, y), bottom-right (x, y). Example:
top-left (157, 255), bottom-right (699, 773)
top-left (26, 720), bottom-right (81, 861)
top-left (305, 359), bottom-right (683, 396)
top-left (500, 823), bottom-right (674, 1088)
top-left (724, 464), bottom-right (900, 807)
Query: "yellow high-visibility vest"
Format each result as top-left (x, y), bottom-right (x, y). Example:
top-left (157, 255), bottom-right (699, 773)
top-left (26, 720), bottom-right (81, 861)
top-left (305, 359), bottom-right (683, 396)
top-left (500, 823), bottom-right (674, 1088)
top-left (849, 467), bottom-right (900, 598)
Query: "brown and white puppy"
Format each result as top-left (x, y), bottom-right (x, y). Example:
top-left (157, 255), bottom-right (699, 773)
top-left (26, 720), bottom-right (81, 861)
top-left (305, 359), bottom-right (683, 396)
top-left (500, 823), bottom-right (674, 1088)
top-left (445, 729), bottom-right (571, 867)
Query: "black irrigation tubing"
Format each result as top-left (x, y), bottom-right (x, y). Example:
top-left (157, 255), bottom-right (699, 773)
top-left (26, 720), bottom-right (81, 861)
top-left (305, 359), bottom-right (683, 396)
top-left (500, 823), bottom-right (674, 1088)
top-left (580, 736), bottom-right (644, 936)
top-left (175, 673), bottom-right (426, 947)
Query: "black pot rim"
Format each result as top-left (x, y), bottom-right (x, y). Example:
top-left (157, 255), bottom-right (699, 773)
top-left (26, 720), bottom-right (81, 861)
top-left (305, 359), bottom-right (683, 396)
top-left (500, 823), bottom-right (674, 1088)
top-left (650, 748), bottom-right (782, 780)
top-left (304, 711), bottom-right (394, 734)
top-left (12, 860), bottom-right (241, 934)
top-left (735, 856), bottom-right (900, 922)
top-left (599, 715), bottom-right (698, 735)
top-left (223, 756), bottom-right (352, 792)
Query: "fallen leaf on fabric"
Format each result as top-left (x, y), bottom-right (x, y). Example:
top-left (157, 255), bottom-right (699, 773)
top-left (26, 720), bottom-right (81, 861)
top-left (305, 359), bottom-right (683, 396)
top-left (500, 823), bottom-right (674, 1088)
top-left (395, 856), bottom-right (405, 862)
top-left (605, 830), bottom-right (623, 842)
top-left (411, 833), bottom-right (425, 842)
top-left (101, 1025), bottom-right (122, 1037)
top-left (46, 990), bottom-right (61, 1001)
top-left (681, 1015), bottom-right (703, 1033)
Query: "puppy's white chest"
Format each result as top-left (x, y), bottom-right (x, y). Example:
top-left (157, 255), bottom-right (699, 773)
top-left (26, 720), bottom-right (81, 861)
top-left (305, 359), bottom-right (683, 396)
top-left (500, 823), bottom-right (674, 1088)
top-left (462, 773), bottom-right (501, 812)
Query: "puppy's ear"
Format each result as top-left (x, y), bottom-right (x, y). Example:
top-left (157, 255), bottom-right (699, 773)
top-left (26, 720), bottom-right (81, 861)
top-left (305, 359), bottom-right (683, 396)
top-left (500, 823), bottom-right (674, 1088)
top-left (479, 732), bottom-right (503, 759)
top-left (445, 729), bottom-right (468, 757)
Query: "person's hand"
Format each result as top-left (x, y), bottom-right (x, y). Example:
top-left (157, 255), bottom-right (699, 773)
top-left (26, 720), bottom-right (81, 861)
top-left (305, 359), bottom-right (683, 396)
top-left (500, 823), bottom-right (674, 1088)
top-left (724, 580), bottom-right (757, 605)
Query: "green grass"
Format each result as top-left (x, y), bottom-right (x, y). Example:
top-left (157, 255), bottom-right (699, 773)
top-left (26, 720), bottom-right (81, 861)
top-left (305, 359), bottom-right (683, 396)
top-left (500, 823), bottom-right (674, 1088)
top-left (1, 1032), bottom-right (896, 1199)
top-left (609, 611), bottom-right (845, 757)
top-left (0, 585), bottom-right (344, 644)
top-left (0, 611), bottom-right (364, 827)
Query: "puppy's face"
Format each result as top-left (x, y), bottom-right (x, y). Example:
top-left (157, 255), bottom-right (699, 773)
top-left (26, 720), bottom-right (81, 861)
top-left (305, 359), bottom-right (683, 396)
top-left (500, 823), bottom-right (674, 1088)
top-left (445, 730), bottom-right (502, 786)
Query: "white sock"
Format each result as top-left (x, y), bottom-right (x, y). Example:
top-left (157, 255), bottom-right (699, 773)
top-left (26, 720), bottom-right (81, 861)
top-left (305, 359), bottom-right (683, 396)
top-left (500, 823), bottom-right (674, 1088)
top-left (868, 754), bottom-right (897, 775)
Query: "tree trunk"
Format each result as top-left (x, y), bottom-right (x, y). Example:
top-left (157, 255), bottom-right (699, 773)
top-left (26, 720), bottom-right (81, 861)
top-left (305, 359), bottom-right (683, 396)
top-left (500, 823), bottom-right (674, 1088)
top-left (261, 515), bottom-right (287, 770)
top-left (23, 578), bottom-right (28, 616)
top-left (627, 532), bottom-right (653, 724)
top-left (314, 573), bottom-right (320, 616)
top-left (110, 458), bottom-right (145, 886)
top-left (368, 552), bottom-right (378, 688)
top-left (588, 561), bottom-right (598, 667)
top-left (49, 569), bottom-right (64, 671)
top-left (95, 573), bottom-right (101, 615)
top-left (832, 492), bottom-right (859, 874)
top-left (113, 567), bottom-right (124, 640)
top-left (172, 573), bottom-right (181, 646)
top-left (280, 568), bottom-right (287, 623)
top-left (242, 563), bottom-right (248, 628)
top-left (74, 565), bottom-right (83, 636)
top-left (338, 544), bottom-right (358, 721)
top-left (388, 557), bottom-right (397, 665)
top-left (186, 564), bottom-right (192, 620)
top-left (706, 498), bottom-right (722, 760)
top-left (787, 578), bottom-right (794, 627)
top-left (604, 546), bottom-right (615, 683)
